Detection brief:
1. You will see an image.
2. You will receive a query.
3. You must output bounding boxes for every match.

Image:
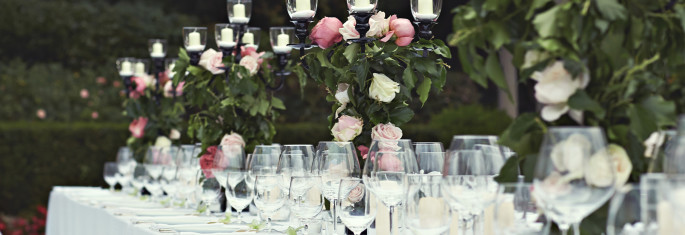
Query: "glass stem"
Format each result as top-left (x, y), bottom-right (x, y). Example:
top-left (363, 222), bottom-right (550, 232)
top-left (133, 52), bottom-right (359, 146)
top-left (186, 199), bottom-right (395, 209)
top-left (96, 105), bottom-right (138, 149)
top-left (304, 224), bottom-right (309, 235)
top-left (267, 217), bottom-right (272, 233)
top-left (558, 223), bottom-right (570, 235)
top-left (109, 185), bottom-right (114, 192)
top-left (389, 205), bottom-right (395, 235)
top-left (237, 211), bottom-right (242, 224)
top-left (331, 199), bottom-right (337, 234)
top-left (572, 223), bottom-right (580, 235)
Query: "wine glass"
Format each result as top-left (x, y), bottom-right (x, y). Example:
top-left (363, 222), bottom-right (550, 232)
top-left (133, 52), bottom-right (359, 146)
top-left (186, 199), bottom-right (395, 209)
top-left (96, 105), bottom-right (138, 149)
top-left (639, 173), bottom-right (666, 233)
top-left (314, 141), bottom-right (358, 174)
top-left (449, 135), bottom-right (499, 151)
top-left (253, 175), bottom-right (286, 233)
top-left (319, 150), bottom-right (361, 235)
top-left (363, 150), bottom-right (417, 235)
top-left (199, 176), bottom-right (222, 216)
top-left (405, 175), bottom-right (451, 235)
top-left (532, 127), bottom-right (616, 235)
top-left (442, 150), bottom-right (494, 235)
top-left (493, 183), bottom-right (545, 235)
top-left (417, 152), bottom-right (444, 175)
top-left (277, 153), bottom-right (311, 194)
top-left (338, 178), bottom-right (376, 235)
top-left (116, 147), bottom-right (136, 190)
top-left (131, 165), bottom-right (147, 196)
top-left (247, 153), bottom-right (280, 188)
top-left (607, 184), bottom-right (653, 235)
top-left (414, 142), bottom-right (444, 155)
top-left (225, 171), bottom-right (253, 223)
top-left (289, 175), bottom-right (324, 234)
top-left (212, 144), bottom-right (246, 189)
top-left (252, 144), bottom-right (282, 156)
top-left (103, 162), bottom-right (119, 191)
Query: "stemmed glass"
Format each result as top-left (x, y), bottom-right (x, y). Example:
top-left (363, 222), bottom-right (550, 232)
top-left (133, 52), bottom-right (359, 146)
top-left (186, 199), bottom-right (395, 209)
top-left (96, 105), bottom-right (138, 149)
top-left (131, 165), bottom-right (147, 196)
top-left (103, 162), bottom-right (119, 191)
top-left (363, 150), bottom-right (418, 235)
top-left (199, 176), bottom-right (222, 216)
top-left (252, 144), bottom-right (282, 156)
top-left (318, 149), bottom-right (360, 235)
top-left (413, 142), bottom-right (444, 155)
top-left (116, 147), bottom-right (136, 192)
top-left (607, 184), bottom-right (652, 235)
top-left (289, 176), bottom-right (324, 234)
top-left (277, 144), bottom-right (315, 192)
top-left (338, 178), bottom-right (376, 235)
top-left (417, 152), bottom-right (445, 175)
top-left (247, 153), bottom-right (280, 188)
top-left (532, 127), bottom-right (616, 235)
top-left (212, 144), bottom-right (246, 190)
top-left (405, 175), bottom-right (451, 235)
top-left (253, 175), bottom-right (286, 233)
top-left (493, 183), bottom-right (545, 235)
top-left (225, 171), bottom-right (253, 223)
top-left (449, 135), bottom-right (499, 151)
top-left (442, 150), bottom-right (493, 235)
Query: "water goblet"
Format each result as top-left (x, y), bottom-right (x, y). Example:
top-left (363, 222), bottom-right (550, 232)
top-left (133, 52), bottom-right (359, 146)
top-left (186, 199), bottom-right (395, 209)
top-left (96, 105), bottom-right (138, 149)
top-left (253, 175), bottom-right (286, 233)
top-left (337, 178), bottom-right (375, 235)
top-left (225, 171), bottom-right (253, 223)
top-left (405, 175), bottom-right (451, 235)
top-left (289, 175), bottom-right (324, 234)
top-left (103, 162), bottom-right (119, 191)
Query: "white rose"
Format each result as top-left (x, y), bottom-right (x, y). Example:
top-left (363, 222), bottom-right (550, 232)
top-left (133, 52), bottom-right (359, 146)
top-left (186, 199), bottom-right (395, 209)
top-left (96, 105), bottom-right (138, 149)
top-left (340, 16), bottom-right (360, 41)
top-left (221, 132), bottom-right (246, 147)
top-left (550, 133), bottom-right (591, 175)
top-left (532, 61), bottom-right (589, 123)
top-left (335, 83), bottom-right (350, 118)
top-left (169, 129), bottom-right (181, 140)
top-left (367, 11), bottom-right (386, 38)
top-left (643, 131), bottom-right (667, 158)
top-left (154, 136), bottom-right (172, 147)
top-left (585, 149), bottom-right (614, 187)
top-left (522, 50), bottom-right (550, 69)
top-left (142, 74), bottom-right (156, 89)
top-left (369, 73), bottom-right (400, 103)
top-left (239, 55), bottom-right (259, 76)
top-left (607, 144), bottom-right (632, 187)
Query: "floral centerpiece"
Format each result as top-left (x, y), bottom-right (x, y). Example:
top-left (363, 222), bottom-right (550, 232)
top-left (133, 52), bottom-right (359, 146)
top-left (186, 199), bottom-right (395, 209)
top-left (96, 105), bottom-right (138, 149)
top-left (451, 0), bottom-right (685, 232)
top-left (171, 45), bottom-right (303, 154)
top-left (302, 11), bottom-right (451, 154)
top-left (124, 71), bottom-right (186, 158)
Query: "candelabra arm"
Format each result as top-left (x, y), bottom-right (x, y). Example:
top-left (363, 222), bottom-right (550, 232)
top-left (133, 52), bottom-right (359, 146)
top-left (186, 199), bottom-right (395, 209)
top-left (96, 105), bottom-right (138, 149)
top-left (122, 76), bottom-right (132, 97)
top-left (188, 51), bottom-right (202, 66)
top-left (351, 13), bottom-right (375, 53)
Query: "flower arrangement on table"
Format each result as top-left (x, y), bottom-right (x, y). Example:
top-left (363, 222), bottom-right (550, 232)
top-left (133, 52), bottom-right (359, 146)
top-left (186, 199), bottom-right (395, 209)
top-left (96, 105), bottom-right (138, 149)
top-left (451, 0), bottom-right (685, 232)
top-left (303, 11), bottom-right (451, 152)
top-left (171, 44), bottom-right (303, 154)
top-left (124, 69), bottom-right (186, 158)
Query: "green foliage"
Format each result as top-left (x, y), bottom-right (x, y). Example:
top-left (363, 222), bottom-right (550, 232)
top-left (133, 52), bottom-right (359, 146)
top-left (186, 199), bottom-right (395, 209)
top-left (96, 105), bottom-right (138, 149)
top-left (426, 105), bottom-right (513, 143)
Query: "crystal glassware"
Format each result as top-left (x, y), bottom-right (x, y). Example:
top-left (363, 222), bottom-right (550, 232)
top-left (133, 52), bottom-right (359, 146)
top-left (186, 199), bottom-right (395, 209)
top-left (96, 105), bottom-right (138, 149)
top-left (243, 27), bottom-right (261, 50)
top-left (227, 0), bottom-right (252, 24)
top-left (413, 142), bottom-right (444, 155)
top-left (215, 23), bottom-right (237, 49)
top-left (289, 175), bottom-right (324, 234)
top-left (346, 0), bottom-right (377, 13)
top-left (494, 183), bottom-right (546, 235)
top-left (225, 171), bottom-right (253, 223)
top-left (286, 0), bottom-right (318, 20)
top-left (410, 0), bottom-right (442, 22)
top-left (103, 162), bottom-right (119, 191)
top-left (131, 165), bottom-right (147, 196)
top-left (405, 175), bottom-right (451, 235)
top-left (270, 27), bottom-right (295, 54)
top-left (253, 175), bottom-right (286, 232)
top-left (183, 27), bottom-right (208, 52)
top-left (319, 150), bottom-right (361, 235)
top-left (532, 127), bottom-right (616, 235)
top-left (337, 178), bottom-right (375, 235)
top-left (116, 147), bottom-right (136, 191)
top-left (607, 184), bottom-right (654, 235)
top-left (199, 176), bottom-right (222, 216)
top-left (212, 144), bottom-right (246, 189)
top-left (417, 151), bottom-right (444, 175)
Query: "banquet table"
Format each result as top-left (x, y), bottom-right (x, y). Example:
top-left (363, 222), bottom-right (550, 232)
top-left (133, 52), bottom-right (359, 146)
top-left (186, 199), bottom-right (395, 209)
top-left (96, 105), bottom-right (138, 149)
top-left (45, 186), bottom-right (383, 235)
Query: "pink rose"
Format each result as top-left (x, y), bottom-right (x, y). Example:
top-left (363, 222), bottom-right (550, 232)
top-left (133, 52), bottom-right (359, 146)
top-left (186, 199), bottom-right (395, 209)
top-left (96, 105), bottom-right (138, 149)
top-left (332, 115), bottom-right (364, 142)
top-left (199, 49), bottom-right (225, 75)
top-left (239, 55), bottom-right (260, 76)
top-left (96, 77), bottom-right (107, 85)
top-left (372, 123), bottom-right (403, 140)
top-left (358, 145), bottom-right (370, 159)
top-left (129, 76), bottom-right (147, 99)
top-left (310, 17), bottom-right (344, 49)
top-left (36, 109), bottom-right (46, 119)
top-left (163, 81), bottom-right (185, 98)
top-left (378, 153), bottom-right (402, 171)
top-left (221, 132), bottom-right (246, 147)
top-left (347, 183), bottom-right (365, 203)
top-left (240, 47), bottom-right (266, 65)
top-left (91, 111), bottom-right (99, 119)
top-left (200, 146), bottom-right (218, 178)
top-left (381, 16), bottom-right (415, 46)
top-left (113, 81), bottom-right (121, 88)
top-left (80, 89), bottom-right (89, 99)
top-left (128, 117), bottom-right (148, 138)
top-left (339, 16), bottom-right (360, 41)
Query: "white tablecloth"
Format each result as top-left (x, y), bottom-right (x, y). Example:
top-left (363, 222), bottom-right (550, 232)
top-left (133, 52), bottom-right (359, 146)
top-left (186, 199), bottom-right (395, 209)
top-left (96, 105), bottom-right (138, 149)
top-left (45, 187), bottom-right (264, 235)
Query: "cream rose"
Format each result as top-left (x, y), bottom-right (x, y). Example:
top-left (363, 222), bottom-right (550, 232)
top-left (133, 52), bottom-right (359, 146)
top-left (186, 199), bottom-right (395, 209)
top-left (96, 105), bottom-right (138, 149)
top-left (608, 144), bottom-right (632, 187)
top-left (584, 144), bottom-right (632, 187)
top-left (199, 49), bottom-right (225, 75)
top-left (371, 123), bottom-right (403, 140)
top-left (369, 73), bottom-right (400, 103)
top-left (340, 16), bottom-right (360, 41)
top-left (169, 129), bottom-right (181, 140)
top-left (221, 132), bottom-right (246, 147)
top-left (532, 61), bottom-right (589, 123)
top-left (550, 134), bottom-right (591, 175)
top-left (335, 83), bottom-right (350, 118)
top-left (331, 115), bottom-right (364, 142)
top-left (154, 136), bottom-right (172, 147)
top-left (239, 55), bottom-right (260, 76)
top-left (366, 11), bottom-right (387, 38)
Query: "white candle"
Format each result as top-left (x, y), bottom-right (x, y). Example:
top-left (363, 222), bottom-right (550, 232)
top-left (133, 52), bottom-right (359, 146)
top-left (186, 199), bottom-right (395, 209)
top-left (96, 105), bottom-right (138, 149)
top-left (187, 32), bottom-right (204, 51)
top-left (234, 4), bottom-right (246, 18)
top-left (416, 0), bottom-right (438, 20)
top-left (135, 62), bottom-right (145, 75)
top-left (219, 28), bottom-right (236, 48)
top-left (151, 42), bottom-right (164, 58)
top-left (273, 33), bottom-right (292, 54)
top-left (351, 0), bottom-right (374, 12)
top-left (242, 32), bottom-right (254, 45)
top-left (120, 61), bottom-right (133, 76)
top-left (296, 0), bottom-right (311, 12)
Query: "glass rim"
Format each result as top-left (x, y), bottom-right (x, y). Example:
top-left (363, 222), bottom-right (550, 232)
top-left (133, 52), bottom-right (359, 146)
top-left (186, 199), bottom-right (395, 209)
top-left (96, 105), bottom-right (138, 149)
top-left (270, 26), bottom-right (295, 30)
top-left (148, 38), bottom-right (167, 43)
top-left (183, 26), bottom-right (207, 30)
top-left (246, 27), bottom-right (261, 30)
top-left (283, 144), bottom-right (314, 147)
top-left (451, 135), bottom-right (498, 139)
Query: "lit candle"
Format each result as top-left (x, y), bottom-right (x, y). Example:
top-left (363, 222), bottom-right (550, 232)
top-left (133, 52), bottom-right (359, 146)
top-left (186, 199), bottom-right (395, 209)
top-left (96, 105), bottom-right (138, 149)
top-left (242, 32), bottom-right (254, 45)
top-left (351, 0), bottom-right (374, 12)
top-left (151, 42), bottom-right (164, 58)
top-left (219, 28), bottom-right (236, 48)
top-left (416, 0), bottom-right (438, 20)
top-left (273, 33), bottom-right (292, 54)
top-left (120, 61), bottom-right (133, 76)
top-left (135, 62), bottom-right (145, 75)
top-left (187, 32), bottom-right (203, 51)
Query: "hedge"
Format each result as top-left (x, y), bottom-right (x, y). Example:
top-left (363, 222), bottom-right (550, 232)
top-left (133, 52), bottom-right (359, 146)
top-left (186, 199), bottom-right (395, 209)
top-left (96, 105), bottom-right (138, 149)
top-left (0, 113), bottom-right (509, 215)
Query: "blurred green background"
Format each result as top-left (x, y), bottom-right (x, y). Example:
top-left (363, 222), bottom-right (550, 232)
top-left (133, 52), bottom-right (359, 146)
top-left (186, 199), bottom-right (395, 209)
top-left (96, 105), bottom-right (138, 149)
top-left (0, 0), bottom-right (510, 224)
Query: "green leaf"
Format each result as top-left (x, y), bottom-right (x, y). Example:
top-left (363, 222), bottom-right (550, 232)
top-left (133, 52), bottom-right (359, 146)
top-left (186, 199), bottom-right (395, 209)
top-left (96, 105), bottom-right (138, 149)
top-left (595, 0), bottom-right (626, 20)
top-left (627, 96), bottom-right (676, 140)
top-left (388, 106), bottom-right (414, 126)
top-left (433, 39), bottom-right (452, 58)
top-left (485, 53), bottom-right (510, 99)
top-left (494, 157), bottom-right (520, 183)
top-left (499, 113), bottom-right (545, 157)
top-left (403, 66), bottom-right (417, 90)
top-left (271, 97), bottom-right (286, 110)
top-left (218, 214), bottom-right (232, 224)
top-left (533, 5), bottom-right (560, 38)
top-left (344, 44), bottom-right (360, 63)
top-left (487, 22), bottom-right (510, 49)
top-left (417, 78), bottom-right (432, 106)
top-left (285, 226), bottom-right (305, 235)
top-left (568, 90), bottom-right (605, 119)
top-left (526, 0), bottom-right (551, 19)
